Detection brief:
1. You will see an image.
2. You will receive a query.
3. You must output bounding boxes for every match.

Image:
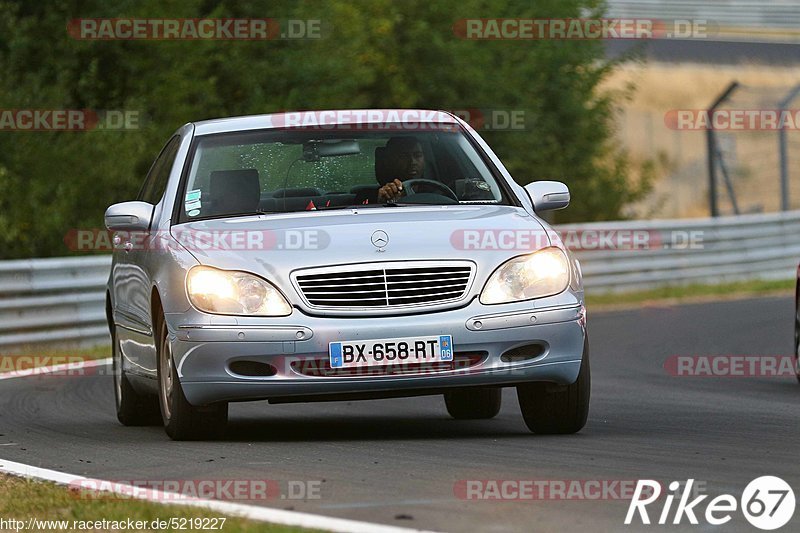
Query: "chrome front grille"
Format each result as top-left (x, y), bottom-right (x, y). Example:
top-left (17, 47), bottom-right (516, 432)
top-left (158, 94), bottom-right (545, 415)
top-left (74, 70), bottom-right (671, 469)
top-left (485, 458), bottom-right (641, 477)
top-left (293, 262), bottom-right (474, 309)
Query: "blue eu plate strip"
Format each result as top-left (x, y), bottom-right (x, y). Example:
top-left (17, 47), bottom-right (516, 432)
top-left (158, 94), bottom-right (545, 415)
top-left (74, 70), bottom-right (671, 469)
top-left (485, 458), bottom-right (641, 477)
top-left (329, 342), bottom-right (343, 368)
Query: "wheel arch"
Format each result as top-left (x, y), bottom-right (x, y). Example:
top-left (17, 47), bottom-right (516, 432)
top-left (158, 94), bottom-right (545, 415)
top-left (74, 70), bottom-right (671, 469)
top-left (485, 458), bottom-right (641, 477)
top-left (105, 291), bottom-right (113, 336)
top-left (151, 286), bottom-right (165, 336)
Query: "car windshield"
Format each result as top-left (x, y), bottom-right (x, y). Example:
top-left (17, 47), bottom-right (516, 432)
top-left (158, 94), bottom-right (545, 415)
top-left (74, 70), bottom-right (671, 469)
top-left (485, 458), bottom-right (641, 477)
top-left (178, 125), bottom-right (509, 222)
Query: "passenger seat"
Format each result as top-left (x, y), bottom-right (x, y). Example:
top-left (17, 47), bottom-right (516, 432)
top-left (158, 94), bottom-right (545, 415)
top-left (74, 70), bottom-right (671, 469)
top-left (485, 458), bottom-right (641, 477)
top-left (208, 169), bottom-right (260, 217)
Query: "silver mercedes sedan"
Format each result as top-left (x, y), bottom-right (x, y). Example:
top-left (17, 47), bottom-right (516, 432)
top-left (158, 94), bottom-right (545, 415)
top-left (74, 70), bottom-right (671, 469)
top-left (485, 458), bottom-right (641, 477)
top-left (104, 110), bottom-right (589, 440)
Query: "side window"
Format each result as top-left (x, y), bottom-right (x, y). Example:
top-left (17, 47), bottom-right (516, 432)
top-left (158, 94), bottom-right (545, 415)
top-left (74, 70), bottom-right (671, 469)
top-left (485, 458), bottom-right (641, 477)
top-left (138, 136), bottom-right (181, 205)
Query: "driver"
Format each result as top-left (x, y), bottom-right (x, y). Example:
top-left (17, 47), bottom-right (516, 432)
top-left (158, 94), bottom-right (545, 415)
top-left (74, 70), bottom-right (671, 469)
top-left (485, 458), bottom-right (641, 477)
top-left (377, 136), bottom-right (426, 202)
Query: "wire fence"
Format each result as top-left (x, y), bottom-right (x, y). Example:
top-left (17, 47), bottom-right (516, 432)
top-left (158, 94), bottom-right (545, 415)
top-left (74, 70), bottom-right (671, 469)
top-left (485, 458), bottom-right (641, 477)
top-left (708, 83), bottom-right (800, 216)
top-left (619, 83), bottom-right (800, 219)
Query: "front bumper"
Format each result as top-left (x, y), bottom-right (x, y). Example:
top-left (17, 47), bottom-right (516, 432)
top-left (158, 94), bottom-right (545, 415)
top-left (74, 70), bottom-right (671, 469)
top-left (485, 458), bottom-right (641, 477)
top-left (168, 299), bottom-right (586, 405)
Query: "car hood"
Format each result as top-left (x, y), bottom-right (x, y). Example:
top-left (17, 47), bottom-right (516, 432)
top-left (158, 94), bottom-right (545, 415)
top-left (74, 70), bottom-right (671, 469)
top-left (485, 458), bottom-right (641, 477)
top-left (172, 205), bottom-right (551, 288)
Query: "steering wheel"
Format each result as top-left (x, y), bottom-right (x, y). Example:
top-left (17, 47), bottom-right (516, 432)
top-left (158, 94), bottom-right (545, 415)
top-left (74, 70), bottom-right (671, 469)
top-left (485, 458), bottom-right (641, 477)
top-left (403, 179), bottom-right (459, 202)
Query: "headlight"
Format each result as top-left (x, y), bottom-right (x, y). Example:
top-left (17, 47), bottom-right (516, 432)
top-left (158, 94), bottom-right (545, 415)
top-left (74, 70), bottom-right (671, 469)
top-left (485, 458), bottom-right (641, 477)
top-left (186, 267), bottom-right (292, 316)
top-left (480, 247), bottom-right (570, 305)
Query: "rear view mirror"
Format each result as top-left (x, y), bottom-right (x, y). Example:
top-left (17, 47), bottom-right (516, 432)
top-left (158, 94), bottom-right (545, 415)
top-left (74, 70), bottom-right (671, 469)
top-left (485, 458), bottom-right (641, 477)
top-left (104, 201), bottom-right (154, 231)
top-left (303, 140), bottom-right (361, 161)
top-left (524, 181), bottom-right (570, 211)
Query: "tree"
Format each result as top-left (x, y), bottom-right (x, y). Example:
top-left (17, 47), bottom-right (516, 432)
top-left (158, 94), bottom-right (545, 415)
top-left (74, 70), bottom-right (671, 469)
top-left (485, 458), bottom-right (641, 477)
top-left (0, 0), bottom-right (649, 259)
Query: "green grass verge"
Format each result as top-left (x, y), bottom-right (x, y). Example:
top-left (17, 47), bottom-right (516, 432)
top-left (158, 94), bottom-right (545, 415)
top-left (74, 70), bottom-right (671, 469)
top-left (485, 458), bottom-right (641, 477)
top-left (586, 279), bottom-right (795, 307)
top-left (1, 344), bottom-right (110, 360)
top-left (0, 474), bottom-right (314, 532)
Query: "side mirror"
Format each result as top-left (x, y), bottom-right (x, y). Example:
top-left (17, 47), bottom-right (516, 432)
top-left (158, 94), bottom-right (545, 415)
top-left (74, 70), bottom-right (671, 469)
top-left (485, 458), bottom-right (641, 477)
top-left (524, 181), bottom-right (570, 211)
top-left (104, 201), bottom-right (154, 231)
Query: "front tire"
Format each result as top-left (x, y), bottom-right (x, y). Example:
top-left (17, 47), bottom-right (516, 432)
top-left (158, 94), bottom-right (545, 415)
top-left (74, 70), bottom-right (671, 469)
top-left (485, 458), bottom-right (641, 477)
top-left (156, 313), bottom-right (227, 440)
top-left (111, 324), bottom-right (161, 426)
top-left (517, 337), bottom-right (590, 434)
top-left (444, 387), bottom-right (502, 419)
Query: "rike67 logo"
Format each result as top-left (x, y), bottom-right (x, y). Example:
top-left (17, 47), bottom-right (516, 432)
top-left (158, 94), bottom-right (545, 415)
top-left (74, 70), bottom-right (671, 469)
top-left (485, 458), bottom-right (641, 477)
top-left (626, 477), bottom-right (795, 530)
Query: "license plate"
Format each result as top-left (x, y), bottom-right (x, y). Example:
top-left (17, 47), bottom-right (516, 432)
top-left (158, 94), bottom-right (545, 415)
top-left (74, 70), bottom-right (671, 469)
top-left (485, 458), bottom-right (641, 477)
top-left (329, 335), bottom-right (454, 369)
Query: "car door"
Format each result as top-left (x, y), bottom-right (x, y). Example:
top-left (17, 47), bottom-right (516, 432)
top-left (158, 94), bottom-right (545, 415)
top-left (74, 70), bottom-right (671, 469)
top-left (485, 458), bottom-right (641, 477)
top-left (115, 135), bottom-right (181, 379)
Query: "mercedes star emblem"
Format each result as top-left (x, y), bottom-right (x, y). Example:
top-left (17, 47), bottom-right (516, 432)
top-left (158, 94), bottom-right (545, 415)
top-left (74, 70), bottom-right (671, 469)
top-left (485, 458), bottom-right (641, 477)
top-left (371, 230), bottom-right (389, 251)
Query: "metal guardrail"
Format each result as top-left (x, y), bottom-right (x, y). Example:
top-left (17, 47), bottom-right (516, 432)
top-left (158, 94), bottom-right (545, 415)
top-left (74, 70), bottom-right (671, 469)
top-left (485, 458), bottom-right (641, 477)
top-left (566, 210), bottom-right (800, 292)
top-left (0, 256), bottom-right (111, 348)
top-left (1, 210), bottom-right (798, 348)
top-left (605, 0), bottom-right (800, 30)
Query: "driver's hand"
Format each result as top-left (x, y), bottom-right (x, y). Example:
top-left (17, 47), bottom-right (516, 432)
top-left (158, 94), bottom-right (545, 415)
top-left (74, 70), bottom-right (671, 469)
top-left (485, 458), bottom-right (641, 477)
top-left (377, 179), bottom-right (404, 202)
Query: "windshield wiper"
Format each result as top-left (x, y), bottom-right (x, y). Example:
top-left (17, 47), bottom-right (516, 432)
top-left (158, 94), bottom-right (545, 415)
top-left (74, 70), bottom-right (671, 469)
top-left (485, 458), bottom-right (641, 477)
top-left (316, 202), bottom-right (408, 210)
top-left (225, 210), bottom-right (276, 217)
top-left (187, 210), bottom-right (275, 222)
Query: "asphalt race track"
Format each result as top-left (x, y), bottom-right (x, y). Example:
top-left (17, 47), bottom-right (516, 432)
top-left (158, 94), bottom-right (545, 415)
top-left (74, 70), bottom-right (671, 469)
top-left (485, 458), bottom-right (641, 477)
top-left (1, 296), bottom-right (798, 532)
top-left (606, 39), bottom-right (800, 65)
